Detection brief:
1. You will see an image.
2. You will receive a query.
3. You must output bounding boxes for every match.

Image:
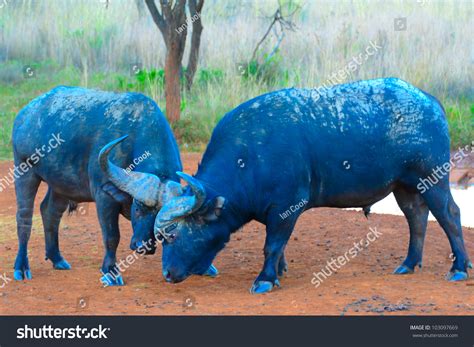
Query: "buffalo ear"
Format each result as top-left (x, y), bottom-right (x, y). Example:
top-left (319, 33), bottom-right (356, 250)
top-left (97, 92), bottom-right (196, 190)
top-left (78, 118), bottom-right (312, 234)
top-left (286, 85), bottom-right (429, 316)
top-left (200, 196), bottom-right (226, 221)
top-left (102, 182), bottom-right (132, 205)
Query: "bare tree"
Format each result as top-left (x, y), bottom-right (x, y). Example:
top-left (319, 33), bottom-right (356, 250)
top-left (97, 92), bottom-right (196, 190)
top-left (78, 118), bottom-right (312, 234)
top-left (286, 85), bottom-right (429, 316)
top-left (145, 0), bottom-right (204, 123)
top-left (250, 0), bottom-right (299, 64)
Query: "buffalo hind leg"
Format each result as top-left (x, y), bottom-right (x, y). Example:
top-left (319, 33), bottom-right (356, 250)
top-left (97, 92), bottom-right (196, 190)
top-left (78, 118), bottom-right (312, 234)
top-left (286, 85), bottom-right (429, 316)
top-left (393, 187), bottom-right (429, 275)
top-left (95, 191), bottom-right (124, 286)
top-left (421, 185), bottom-right (471, 281)
top-left (278, 249), bottom-right (288, 276)
top-left (13, 171), bottom-right (41, 280)
top-left (41, 188), bottom-right (71, 270)
top-left (251, 211), bottom-right (298, 294)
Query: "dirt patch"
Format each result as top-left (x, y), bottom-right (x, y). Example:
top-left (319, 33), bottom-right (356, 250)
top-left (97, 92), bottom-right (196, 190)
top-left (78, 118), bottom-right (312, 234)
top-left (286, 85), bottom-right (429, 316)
top-left (0, 153), bottom-right (472, 315)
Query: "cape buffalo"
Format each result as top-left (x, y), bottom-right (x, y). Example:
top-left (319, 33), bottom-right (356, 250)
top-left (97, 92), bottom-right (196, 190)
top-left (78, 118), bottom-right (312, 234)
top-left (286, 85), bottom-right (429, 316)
top-left (11, 86), bottom-right (217, 286)
top-left (151, 78), bottom-right (471, 293)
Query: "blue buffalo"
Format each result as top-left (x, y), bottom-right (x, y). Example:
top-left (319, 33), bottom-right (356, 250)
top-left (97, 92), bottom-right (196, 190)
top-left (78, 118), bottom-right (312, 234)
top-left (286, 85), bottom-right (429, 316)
top-left (151, 78), bottom-right (471, 293)
top-left (12, 86), bottom-right (217, 286)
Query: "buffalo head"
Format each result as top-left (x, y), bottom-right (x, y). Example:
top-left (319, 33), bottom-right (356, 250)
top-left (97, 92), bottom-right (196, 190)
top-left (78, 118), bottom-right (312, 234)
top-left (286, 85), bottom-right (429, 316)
top-left (155, 172), bottom-right (230, 283)
top-left (99, 136), bottom-right (182, 254)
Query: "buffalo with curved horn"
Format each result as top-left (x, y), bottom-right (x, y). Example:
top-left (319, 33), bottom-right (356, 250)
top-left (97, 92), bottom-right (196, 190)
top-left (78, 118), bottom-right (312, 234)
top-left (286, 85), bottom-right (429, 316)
top-left (155, 78), bottom-right (471, 293)
top-left (12, 86), bottom-right (218, 286)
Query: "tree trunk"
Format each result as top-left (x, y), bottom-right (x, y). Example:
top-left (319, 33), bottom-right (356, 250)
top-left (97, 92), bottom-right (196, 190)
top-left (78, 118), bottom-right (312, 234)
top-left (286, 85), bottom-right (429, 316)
top-left (144, 0), bottom-right (193, 123)
top-left (185, 0), bottom-right (204, 91)
top-left (165, 40), bottom-right (184, 123)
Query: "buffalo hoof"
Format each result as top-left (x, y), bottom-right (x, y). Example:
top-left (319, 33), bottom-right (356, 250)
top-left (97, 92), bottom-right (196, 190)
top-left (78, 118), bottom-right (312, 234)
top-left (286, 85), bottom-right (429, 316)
top-left (100, 273), bottom-right (125, 287)
top-left (446, 270), bottom-right (468, 282)
top-left (393, 264), bottom-right (414, 275)
top-left (53, 259), bottom-right (71, 270)
top-left (203, 264), bottom-right (219, 277)
top-left (13, 269), bottom-right (32, 281)
top-left (250, 279), bottom-right (280, 294)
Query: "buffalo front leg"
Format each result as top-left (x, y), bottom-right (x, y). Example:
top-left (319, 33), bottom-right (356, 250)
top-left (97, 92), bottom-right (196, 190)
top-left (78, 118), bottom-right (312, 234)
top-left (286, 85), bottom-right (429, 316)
top-left (250, 212), bottom-right (298, 294)
top-left (40, 188), bottom-right (71, 270)
top-left (13, 171), bottom-right (41, 280)
top-left (95, 192), bottom-right (124, 286)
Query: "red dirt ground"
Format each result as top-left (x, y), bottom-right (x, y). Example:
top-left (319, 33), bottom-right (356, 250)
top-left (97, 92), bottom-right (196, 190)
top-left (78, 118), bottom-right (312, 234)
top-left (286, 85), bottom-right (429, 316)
top-left (0, 154), bottom-right (472, 315)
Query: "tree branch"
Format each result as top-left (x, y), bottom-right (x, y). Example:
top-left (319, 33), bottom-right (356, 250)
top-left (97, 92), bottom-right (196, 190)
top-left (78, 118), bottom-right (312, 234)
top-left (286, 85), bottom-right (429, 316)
top-left (145, 0), bottom-right (167, 37)
top-left (250, 10), bottom-right (279, 63)
top-left (160, 0), bottom-right (172, 20)
top-left (250, 1), bottom-right (300, 63)
top-left (185, 0), bottom-right (204, 90)
top-left (174, 0), bottom-right (187, 24)
top-left (196, 0), bottom-right (204, 12)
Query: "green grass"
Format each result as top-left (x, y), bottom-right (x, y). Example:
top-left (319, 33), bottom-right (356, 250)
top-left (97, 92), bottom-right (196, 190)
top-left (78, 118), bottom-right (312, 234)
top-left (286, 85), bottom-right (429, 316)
top-left (1, 1), bottom-right (472, 158)
top-left (0, 64), bottom-right (472, 160)
top-left (444, 100), bottom-right (474, 150)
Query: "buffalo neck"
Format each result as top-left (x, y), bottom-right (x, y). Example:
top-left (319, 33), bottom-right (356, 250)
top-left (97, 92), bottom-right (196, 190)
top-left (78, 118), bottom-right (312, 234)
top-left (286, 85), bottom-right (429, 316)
top-left (195, 162), bottom-right (253, 234)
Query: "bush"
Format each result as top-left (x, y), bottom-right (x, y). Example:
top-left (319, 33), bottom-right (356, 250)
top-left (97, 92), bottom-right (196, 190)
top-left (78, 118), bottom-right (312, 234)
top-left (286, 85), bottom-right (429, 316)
top-left (172, 117), bottom-right (209, 150)
top-left (445, 100), bottom-right (474, 149)
top-left (238, 51), bottom-right (289, 87)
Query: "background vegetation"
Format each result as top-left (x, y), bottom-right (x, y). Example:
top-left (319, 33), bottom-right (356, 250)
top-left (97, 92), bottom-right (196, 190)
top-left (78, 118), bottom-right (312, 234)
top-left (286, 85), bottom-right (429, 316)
top-left (0, 0), bottom-right (472, 159)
